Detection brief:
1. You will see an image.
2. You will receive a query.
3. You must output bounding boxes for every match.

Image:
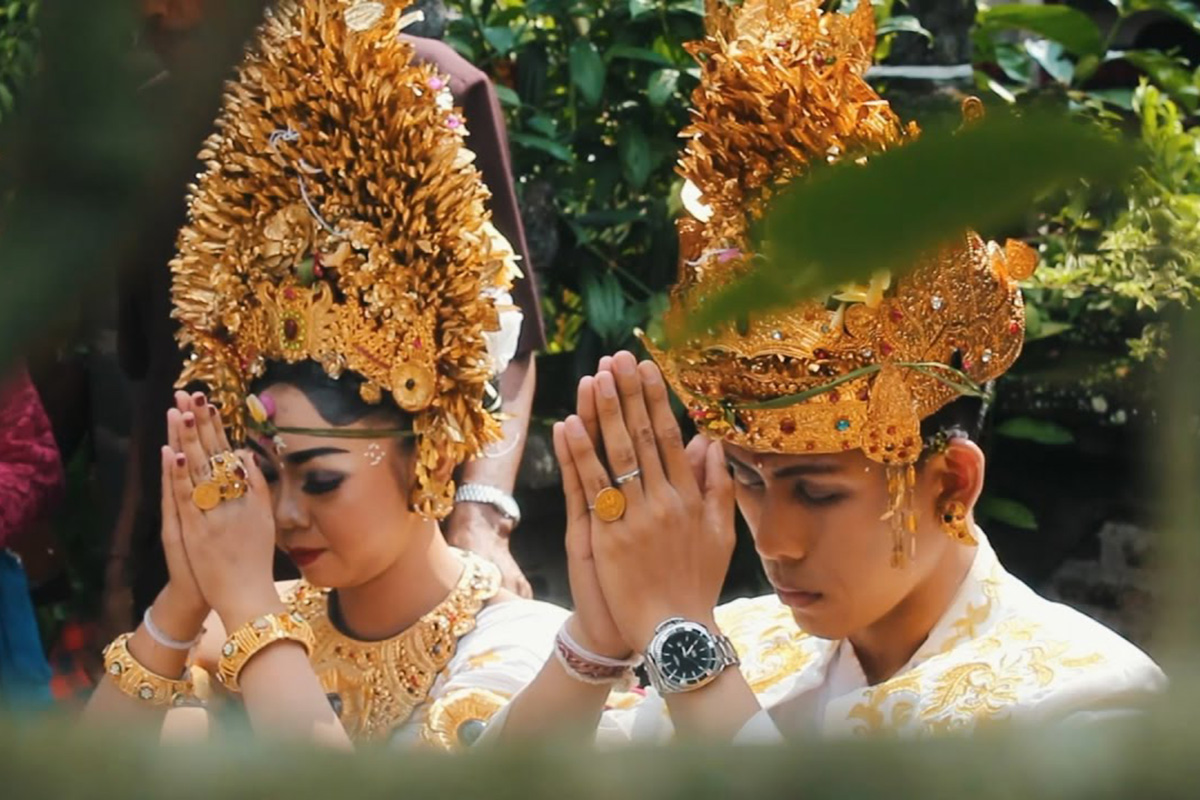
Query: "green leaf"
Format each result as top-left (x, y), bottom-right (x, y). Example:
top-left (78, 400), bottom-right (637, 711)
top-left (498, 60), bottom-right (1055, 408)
top-left (995, 42), bottom-right (1034, 84)
top-left (683, 112), bottom-right (1135, 335)
top-left (1121, 50), bottom-right (1200, 112)
top-left (582, 271), bottom-right (629, 344)
top-left (978, 5), bottom-right (1105, 57)
top-left (482, 26), bottom-right (518, 56)
top-left (570, 39), bottom-right (607, 106)
top-left (629, 0), bottom-right (657, 19)
top-left (495, 85), bottom-right (521, 108)
top-left (996, 417), bottom-right (1076, 445)
top-left (606, 44), bottom-right (674, 67)
top-left (619, 126), bottom-right (653, 189)
top-left (510, 132), bottom-right (573, 163)
top-left (667, 0), bottom-right (706, 15)
top-left (1025, 39), bottom-right (1075, 86)
top-left (1120, 0), bottom-right (1200, 34)
top-left (877, 15), bottom-right (933, 42)
top-left (647, 68), bottom-right (680, 107)
top-left (527, 114), bottom-right (558, 137)
top-left (977, 497), bottom-right (1039, 531)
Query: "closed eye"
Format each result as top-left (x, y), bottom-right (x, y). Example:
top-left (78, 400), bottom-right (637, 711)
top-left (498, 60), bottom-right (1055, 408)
top-left (303, 471), bottom-right (346, 496)
top-left (792, 482), bottom-right (847, 507)
top-left (727, 460), bottom-right (764, 489)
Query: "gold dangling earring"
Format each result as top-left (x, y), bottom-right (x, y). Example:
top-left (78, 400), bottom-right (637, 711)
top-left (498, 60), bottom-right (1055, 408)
top-left (939, 500), bottom-right (978, 546)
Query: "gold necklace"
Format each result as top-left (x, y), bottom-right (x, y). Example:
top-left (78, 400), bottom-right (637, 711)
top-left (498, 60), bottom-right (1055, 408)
top-left (286, 548), bottom-right (501, 742)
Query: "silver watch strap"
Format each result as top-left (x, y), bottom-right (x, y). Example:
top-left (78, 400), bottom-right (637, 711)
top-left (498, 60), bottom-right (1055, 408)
top-left (454, 483), bottom-right (521, 525)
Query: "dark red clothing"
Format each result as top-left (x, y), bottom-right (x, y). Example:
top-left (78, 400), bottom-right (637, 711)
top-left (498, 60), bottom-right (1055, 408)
top-left (0, 367), bottom-right (63, 548)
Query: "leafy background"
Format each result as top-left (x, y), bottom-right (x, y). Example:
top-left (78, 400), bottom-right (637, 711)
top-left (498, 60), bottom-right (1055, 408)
top-left (3, 0), bottom-right (1200, 645)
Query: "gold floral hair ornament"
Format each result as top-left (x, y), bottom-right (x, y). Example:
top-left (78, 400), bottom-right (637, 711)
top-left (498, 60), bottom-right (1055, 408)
top-left (643, 0), bottom-right (1039, 564)
top-left (171, 1), bottom-right (522, 519)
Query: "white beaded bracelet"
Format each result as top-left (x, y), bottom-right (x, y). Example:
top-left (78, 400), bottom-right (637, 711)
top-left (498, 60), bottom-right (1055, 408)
top-left (143, 607), bottom-right (204, 651)
top-left (558, 623), bottom-right (643, 669)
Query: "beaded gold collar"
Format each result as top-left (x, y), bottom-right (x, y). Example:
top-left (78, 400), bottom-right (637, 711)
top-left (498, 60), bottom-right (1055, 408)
top-left (285, 548), bottom-right (501, 742)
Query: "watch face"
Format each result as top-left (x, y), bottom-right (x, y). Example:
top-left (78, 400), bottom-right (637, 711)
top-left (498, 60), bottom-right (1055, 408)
top-left (658, 625), bottom-right (719, 687)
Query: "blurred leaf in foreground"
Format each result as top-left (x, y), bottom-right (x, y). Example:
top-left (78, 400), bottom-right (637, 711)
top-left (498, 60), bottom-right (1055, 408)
top-left (683, 112), bottom-right (1136, 338)
top-left (0, 1), bottom-right (271, 374)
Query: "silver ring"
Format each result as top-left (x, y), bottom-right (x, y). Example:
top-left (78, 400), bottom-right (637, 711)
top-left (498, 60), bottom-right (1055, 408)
top-left (613, 468), bottom-right (642, 486)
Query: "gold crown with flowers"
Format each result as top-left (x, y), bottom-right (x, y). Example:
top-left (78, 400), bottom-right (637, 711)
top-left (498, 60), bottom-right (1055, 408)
top-left (171, 0), bottom-right (521, 519)
top-left (644, 0), bottom-right (1038, 563)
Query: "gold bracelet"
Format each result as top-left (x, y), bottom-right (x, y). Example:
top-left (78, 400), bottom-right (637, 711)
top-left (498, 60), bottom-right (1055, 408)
top-left (216, 611), bottom-right (316, 692)
top-left (102, 632), bottom-right (196, 707)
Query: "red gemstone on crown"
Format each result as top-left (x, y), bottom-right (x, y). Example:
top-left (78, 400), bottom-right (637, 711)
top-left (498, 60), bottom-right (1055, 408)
top-left (283, 319), bottom-right (300, 341)
top-left (780, 418), bottom-right (796, 434)
top-left (283, 287), bottom-right (297, 301)
top-left (880, 342), bottom-right (894, 357)
top-left (890, 308), bottom-right (903, 322)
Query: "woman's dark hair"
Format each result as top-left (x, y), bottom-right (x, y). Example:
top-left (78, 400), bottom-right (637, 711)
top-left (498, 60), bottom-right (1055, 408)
top-left (250, 360), bottom-right (412, 429)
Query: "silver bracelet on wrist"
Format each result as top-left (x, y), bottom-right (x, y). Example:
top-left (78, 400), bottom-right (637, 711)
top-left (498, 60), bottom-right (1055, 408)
top-left (454, 483), bottom-right (522, 526)
top-left (143, 606), bottom-right (204, 651)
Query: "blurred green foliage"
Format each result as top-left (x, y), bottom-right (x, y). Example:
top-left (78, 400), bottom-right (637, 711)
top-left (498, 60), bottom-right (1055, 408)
top-left (1, 713), bottom-right (1193, 799)
top-left (0, 0), bottom-right (38, 124)
top-left (1033, 83), bottom-right (1200, 366)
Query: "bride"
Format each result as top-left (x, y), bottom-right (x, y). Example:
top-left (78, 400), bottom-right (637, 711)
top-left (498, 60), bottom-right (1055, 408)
top-left (83, 0), bottom-right (565, 748)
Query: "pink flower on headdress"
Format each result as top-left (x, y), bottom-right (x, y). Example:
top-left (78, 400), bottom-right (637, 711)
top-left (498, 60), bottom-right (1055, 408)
top-left (428, 77), bottom-right (446, 91)
top-left (447, 115), bottom-right (463, 130)
top-left (716, 248), bottom-right (742, 263)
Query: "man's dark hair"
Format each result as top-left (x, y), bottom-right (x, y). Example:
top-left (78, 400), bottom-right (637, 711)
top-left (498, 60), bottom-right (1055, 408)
top-left (919, 392), bottom-right (989, 454)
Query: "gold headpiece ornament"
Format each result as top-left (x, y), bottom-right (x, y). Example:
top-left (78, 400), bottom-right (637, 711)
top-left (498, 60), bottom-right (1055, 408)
top-left (645, 0), bottom-right (1038, 563)
top-left (171, 0), bottom-right (523, 518)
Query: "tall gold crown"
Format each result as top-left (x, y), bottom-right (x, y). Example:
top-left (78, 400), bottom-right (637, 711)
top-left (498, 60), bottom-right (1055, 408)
top-left (645, 0), bottom-right (1037, 562)
top-left (171, 0), bottom-right (520, 518)
top-left (648, 0), bottom-right (1037, 466)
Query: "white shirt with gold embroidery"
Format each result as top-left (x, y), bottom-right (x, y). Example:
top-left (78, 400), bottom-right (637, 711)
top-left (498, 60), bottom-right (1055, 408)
top-left (400, 597), bottom-right (568, 748)
top-left (569, 532), bottom-right (1164, 743)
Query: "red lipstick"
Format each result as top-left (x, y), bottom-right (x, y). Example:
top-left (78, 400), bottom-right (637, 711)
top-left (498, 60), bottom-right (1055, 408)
top-left (288, 548), bottom-right (326, 568)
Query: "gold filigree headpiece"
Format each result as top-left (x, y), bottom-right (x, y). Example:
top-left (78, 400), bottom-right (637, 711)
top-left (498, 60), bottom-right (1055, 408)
top-left (171, 1), bottom-right (522, 518)
top-left (645, 0), bottom-right (1038, 562)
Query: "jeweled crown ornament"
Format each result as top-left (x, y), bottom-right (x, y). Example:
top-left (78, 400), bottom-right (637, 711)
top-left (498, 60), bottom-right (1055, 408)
top-left (171, 0), bottom-right (523, 518)
top-left (644, 0), bottom-right (1038, 564)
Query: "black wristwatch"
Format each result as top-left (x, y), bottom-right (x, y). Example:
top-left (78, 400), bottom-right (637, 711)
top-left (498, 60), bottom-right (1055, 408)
top-left (644, 617), bottom-right (740, 695)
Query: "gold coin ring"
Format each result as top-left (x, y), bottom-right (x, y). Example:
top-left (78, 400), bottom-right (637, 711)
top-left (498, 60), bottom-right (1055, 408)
top-left (592, 486), bottom-right (627, 523)
top-left (191, 451), bottom-right (249, 511)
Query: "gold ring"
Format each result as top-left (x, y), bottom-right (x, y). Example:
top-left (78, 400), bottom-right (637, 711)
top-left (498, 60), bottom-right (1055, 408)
top-left (192, 451), bottom-right (249, 511)
top-left (591, 486), bottom-right (627, 523)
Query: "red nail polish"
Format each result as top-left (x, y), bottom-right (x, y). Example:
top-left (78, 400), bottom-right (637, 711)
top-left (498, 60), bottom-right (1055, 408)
top-left (195, 395), bottom-right (207, 407)
top-left (210, 406), bottom-right (219, 418)
top-left (184, 415), bottom-right (195, 428)
top-left (175, 453), bottom-right (186, 467)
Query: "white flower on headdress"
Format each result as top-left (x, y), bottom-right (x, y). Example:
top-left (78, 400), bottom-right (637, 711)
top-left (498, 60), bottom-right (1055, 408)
top-left (479, 221), bottom-right (524, 377)
top-left (681, 179), bottom-right (713, 223)
top-left (344, 2), bottom-right (385, 31)
top-left (484, 290), bottom-right (524, 377)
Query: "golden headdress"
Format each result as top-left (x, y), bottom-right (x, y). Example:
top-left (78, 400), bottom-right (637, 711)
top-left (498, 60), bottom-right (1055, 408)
top-left (646, 0), bottom-right (1038, 562)
top-left (171, 0), bottom-right (522, 518)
